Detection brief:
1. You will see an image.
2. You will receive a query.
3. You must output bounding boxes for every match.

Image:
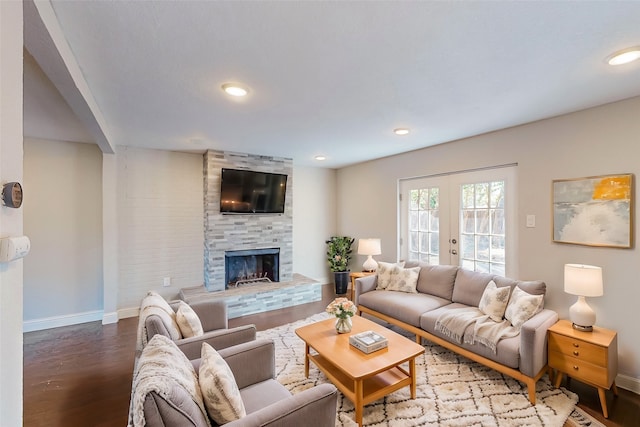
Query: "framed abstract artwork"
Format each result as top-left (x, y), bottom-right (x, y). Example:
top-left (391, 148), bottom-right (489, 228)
top-left (552, 174), bottom-right (633, 248)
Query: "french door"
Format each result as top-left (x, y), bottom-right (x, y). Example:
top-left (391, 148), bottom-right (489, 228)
top-left (399, 166), bottom-right (517, 277)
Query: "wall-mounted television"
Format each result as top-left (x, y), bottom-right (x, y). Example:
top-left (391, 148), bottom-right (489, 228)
top-left (220, 168), bottom-right (287, 214)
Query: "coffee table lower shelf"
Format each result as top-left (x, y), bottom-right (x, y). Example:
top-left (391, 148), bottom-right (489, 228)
top-left (308, 353), bottom-right (413, 420)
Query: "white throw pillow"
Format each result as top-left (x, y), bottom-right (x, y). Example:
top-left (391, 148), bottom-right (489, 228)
top-left (376, 261), bottom-right (405, 290)
top-left (505, 286), bottom-right (544, 330)
top-left (199, 343), bottom-right (246, 424)
top-left (478, 280), bottom-right (511, 322)
top-left (176, 301), bottom-right (204, 338)
top-left (386, 266), bottom-right (421, 293)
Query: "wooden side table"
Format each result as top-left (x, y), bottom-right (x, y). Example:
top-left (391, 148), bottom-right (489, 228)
top-left (349, 271), bottom-right (375, 301)
top-left (548, 319), bottom-right (618, 418)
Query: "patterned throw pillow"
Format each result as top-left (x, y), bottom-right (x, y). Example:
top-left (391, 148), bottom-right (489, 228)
top-left (176, 301), bottom-right (204, 338)
top-left (478, 280), bottom-right (511, 322)
top-left (386, 266), bottom-right (421, 293)
top-left (505, 286), bottom-right (544, 330)
top-left (376, 261), bottom-right (405, 290)
top-left (199, 343), bottom-right (246, 424)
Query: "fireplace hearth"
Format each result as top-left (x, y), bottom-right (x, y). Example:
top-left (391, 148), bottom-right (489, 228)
top-left (225, 248), bottom-right (280, 289)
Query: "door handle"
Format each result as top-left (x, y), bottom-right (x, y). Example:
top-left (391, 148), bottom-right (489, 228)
top-left (450, 249), bottom-right (458, 255)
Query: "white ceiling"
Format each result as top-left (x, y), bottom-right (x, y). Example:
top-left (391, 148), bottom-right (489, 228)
top-left (23, 1), bottom-right (640, 168)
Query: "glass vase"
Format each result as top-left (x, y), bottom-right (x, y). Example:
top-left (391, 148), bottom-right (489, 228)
top-left (335, 316), bottom-right (352, 334)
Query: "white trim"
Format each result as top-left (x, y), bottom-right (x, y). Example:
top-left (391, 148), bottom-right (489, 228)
top-left (616, 374), bottom-right (640, 395)
top-left (23, 310), bottom-right (103, 332)
top-left (118, 306), bottom-right (140, 319)
top-left (101, 312), bottom-right (119, 325)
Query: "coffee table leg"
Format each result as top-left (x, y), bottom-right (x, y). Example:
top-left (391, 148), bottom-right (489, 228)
top-left (355, 379), bottom-right (363, 426)
top-left (410, 358), bottom-right (417, 399)
top-left (304, 343), bottom-right (310, 378)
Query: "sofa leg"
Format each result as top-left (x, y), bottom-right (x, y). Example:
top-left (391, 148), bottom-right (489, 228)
top-left (526, 380), bottom-right (536, 404)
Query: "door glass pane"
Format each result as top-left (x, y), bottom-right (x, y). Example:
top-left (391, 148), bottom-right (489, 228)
top-left (459, 180), bottom-right (506, 274)
top-left (407, 186), bottom-right (440, 264)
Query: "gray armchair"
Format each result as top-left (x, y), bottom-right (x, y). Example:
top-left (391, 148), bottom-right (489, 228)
top-left (140, 296), bottom-right (256, 360)
top-left (139, 339), bottom-right (339, 427)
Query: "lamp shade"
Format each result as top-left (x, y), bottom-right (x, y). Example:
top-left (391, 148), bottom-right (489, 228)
top-left (564, 264), bottom-right (603, 297)
top-left (357, 238), bottom-right (381, 256)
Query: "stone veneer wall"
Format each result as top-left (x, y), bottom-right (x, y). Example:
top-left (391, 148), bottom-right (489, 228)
top-left (203, 150), bottom-right (293, 291)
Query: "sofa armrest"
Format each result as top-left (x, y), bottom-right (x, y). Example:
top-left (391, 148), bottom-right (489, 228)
top-left (224, 383), bottom-right (338, 427)
top-left (189, 299), bottom-right (229, 331)
top-left (354, 274), bottom-right (377, 305)
top-left (519, 309), bottom-right (559, 377)
top-left (176, 324), bottom-right (257, 360)
top-left (218, 339), bottom-right (275, 389)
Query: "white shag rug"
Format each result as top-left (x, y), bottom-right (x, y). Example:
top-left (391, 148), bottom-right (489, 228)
top-left (256, 313), bottom-right (601, 427)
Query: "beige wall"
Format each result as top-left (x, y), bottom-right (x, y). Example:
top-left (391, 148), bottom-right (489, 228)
top-left (337, 96), bottom-right (640, 391)
top-left (0, 1), bottom-right (24, 423)
top-left (116, 146), bottom-right (204, 314)
top-left (23, 138), bottom-right (103, 328)
top-left (292, 166), bottom-right (337, 284)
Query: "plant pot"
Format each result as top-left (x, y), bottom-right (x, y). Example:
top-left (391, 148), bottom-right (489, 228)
top-left (334, 271), bottom-right (350, 295)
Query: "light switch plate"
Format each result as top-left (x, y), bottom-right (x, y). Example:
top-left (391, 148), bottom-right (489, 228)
top-left (526, 215), bottom-right (536, 228)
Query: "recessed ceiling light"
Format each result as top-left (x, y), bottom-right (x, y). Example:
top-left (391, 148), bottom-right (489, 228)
top-left (314, 155), bottom-right (326, 161)
top-left (394, 128), bottom-right (410, 136)
top-left (222, 83), bottom-right (248, 97)
top-left (606, 46), bottom-right (640, 66)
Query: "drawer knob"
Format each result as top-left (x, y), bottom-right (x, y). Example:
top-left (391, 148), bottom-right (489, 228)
top-left (573, 351), bottom-right (579, 356)
top-left (573, 366), bottom-right (579, 371)
top-left (573, 343), bottom-right (580, 348)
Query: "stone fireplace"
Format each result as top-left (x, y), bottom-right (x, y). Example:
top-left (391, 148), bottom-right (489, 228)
top-left (225, 248), bottom-right (280, 288)
top-left (203, 150), bottom-right (293, 292)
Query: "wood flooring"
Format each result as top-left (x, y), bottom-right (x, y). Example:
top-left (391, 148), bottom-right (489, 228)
top-left (23, 283), bottom-right (639, 426)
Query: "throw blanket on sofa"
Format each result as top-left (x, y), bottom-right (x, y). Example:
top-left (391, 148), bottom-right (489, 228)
top-left (435, 307), bottom-right (518, 353)
top-left (135, 294), bottom-right (182, 354)
top-left (128, 334), bottom-right (211, 427)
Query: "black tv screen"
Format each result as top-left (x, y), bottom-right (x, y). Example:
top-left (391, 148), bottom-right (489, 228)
top-left (220, 168), bottom-right (287, 214)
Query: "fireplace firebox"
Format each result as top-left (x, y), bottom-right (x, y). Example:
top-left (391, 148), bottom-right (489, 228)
top-left (225, 248), bottom-right (280, 288)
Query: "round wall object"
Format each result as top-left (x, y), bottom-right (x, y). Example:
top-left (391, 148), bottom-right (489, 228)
top-left (2, 182), bottom-right (23, 208)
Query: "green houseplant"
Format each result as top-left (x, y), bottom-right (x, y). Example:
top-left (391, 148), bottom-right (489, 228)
top-left (326, 236), bottom-right (355, 294)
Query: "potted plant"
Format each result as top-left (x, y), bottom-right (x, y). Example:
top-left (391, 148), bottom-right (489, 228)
top-left (326, 236), bottom-right (355, 294)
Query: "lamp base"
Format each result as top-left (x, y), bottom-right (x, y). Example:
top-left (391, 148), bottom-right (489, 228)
top-left (362, 255), bottom-right (378, 272)
top-left (571, 323), bottom-right (594, 332)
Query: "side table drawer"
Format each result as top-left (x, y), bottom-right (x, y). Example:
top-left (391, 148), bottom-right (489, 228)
top-left (549, 350), bottom-right (610, 388)
top-left (548, 333), bottom-right (606, 365)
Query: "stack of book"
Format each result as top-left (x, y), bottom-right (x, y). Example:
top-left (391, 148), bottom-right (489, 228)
top-left (349, 330), bottom-right (388, 354)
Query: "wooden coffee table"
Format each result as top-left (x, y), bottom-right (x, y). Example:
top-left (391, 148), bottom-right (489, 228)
top-left (295, 315), bottom-right (424, 426)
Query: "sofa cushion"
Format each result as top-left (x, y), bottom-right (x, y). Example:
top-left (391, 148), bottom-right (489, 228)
top-left (239, 378), bottom-right (292, 415)
top-left (493, 276), bottom-right (546, 297)
top-left (176, 301), bottom-right (204, 338)
top-left (419, 303), bottom-right (520, 369)
top-left (409, 263), bottom-right (458, 300)
top-left (359, 290), bottom-right (450, 327)
top-left (385, 266), bottom-right (420, 293)
top-left (375, 261), bottom-right (405, 290)
top-left (451, 269), bottom-right (494, 307)
top-left (199, 343), bottom-right (246, 424)
top-left (505, 286), bottom-right (544, 330)
top-left (478, 280), bottom-right (511, 322)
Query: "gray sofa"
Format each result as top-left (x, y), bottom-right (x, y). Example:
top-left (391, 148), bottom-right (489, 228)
top-left (354, 262), bottom-right (558, 404)
top-left (135, 338), bottom-right (339, 427)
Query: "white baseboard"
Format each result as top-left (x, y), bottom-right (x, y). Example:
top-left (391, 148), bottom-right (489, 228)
top-left (616, 374), bottom-right (640, 395)
top-left (23, 310), bottom-right (104, 332)
top-left (102, 312), bottom-right (119, 325)
top-left (118, 306), bottom-right (140, 319)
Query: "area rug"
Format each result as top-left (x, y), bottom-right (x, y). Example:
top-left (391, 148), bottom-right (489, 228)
top-left (256, 313), bottom-right (599, 427)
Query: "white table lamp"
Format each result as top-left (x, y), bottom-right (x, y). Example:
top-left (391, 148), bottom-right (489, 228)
top-left (358, 238), bottom-right (381, 272)
top-left (564, 263), bottom-right (603, 332)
